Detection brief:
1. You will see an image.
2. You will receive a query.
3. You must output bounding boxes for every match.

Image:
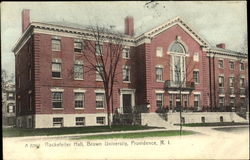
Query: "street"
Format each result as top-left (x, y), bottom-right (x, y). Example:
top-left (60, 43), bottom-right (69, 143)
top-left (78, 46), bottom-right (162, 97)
top-left (3, 125), bottom-right (249, 160)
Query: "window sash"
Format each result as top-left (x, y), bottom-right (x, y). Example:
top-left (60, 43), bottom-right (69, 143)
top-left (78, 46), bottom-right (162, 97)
top-left (96, 93), bottom-right (104, 108)
top-left (193, 71), bottom-right (199, 83)
top-left (229, 62), bottom-right (234, 69)
top-left (123, 67), bottom-right (130, 81)
top-left (74, 64), bottom-right (84, 79)
top-left (75, 93), bottom-right (84, 108)
top-left (52, 92), bottom-right (63, 108)
top-left (95, 44), bottom-right (103, 55)
top-left (76, 117), bottom-right (85, 126)
top-left (219, 60), bottom-right (224, 68)
top-left (52, 40), bottom-right (61, 51)
top-left (156, 68), bottom-right (163, 81)
top-left (156, 94), bottom-right (163, 108)
top-left (240, 78), bottom-right (244, 87)
top-left (123, 48), bottom-right (130, 58)
top-left (96, 117), bottom-right (105, 124)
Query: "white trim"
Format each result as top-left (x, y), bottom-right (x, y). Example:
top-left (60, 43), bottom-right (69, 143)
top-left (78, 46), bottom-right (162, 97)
top-left (155, 90), bottom-right (165, 94)
top-left (94, 89), bottom-right (105, 93)
top-left (50, 87), bottom-right (64, 92)
top-left (156, 64), bottom-right (164, 68)
top-left (193, 68), bottom-right (199, 71)
top-left (193, 91), bottom-right (201, 95)
top-left (168, 91), bottom-right (190, 94)
top-left (230, 95), bottom-right (236, 97)
top-left (219, 94), bottom-right (225, 97)
top-left (240, 95), bottom-right (246, 98)
top-left (52, 58), bottom-right (62, 63)
top-left (73, 88), bottom-right (86, 93)
top-left (119, 88), bottom-right (136, 114)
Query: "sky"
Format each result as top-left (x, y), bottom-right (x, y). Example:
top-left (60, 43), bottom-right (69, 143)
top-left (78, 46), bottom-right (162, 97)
top-left (1, 1), bottom-right (247, 76)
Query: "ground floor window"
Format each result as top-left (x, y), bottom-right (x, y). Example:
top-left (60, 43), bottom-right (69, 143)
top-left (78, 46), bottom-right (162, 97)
top-left (75, 117), bottom-right (85, 126)
top-left (194, 94), bottom-right (200, 108)
top-left (156, 93), bottom-right (164, 108)
top-left (96, 117), bottom-right (105, 124)
top-left (53, 117), bottom-right (63, 127)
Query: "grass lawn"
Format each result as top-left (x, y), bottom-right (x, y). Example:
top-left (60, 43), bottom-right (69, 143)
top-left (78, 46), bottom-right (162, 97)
top-left (175, 122), bottom-right (249, 127)
top-left (3, 125), bottom-right (160, 137)
top-left (73, 130), bottom-right (196, 140)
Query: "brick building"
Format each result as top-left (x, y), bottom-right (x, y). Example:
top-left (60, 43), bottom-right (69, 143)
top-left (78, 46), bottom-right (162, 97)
top-left (2, 82), bottom-right (16, 127)
top-left (13, 10), bottom-right (248, 128)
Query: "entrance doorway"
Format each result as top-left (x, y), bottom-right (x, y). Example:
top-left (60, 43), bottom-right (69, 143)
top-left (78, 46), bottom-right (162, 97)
top-left (123, 94), bottom-right (132, 113)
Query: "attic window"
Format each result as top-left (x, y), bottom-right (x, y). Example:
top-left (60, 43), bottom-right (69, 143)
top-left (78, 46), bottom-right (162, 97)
top-left (170, 42), bottom-right (185, 53)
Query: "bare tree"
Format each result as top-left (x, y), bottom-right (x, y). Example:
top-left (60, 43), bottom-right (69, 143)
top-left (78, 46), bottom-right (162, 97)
top-left (71, 24), bottom-right (126, 127)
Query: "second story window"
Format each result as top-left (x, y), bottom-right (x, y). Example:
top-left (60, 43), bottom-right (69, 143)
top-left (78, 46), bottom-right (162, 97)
top-left (240, 78), bottom-right (244, 88)
top-left (96, 93), bottom-right (105, 109)
top-left (123, 65), bottom-right (130, 82)
top-left (229, 61), bottom-right (234, 70)
top-left (75, 92), bottom-right (84, 108)
top-left (74, 42), bottom-right (83, 53)
top-left (52, 92), bottom-right (63, 108)
top-left (229, 77), bottom-right (234, 87)
top-left (52, 39), bottom-right (61, 51)
top-left (52, 62), bottom-right (61, 78)
top-left (156, 66), bottom-right (163, 81)
top-left (240, 62), bottom-right (245, 71)
top-left (123, 48), bottom-right (130, 59)
top-left (218, 76), bottom-right (224, 87)
top-left (74, 64), bottom-right (84, 80)
top-left (193, 71), bottom-right (200, 84)
top-left (218, 60), bottom-right (224, 68)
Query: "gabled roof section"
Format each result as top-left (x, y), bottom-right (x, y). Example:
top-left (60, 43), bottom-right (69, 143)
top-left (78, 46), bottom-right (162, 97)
top-left (136, 17), bottom-right (210, 47)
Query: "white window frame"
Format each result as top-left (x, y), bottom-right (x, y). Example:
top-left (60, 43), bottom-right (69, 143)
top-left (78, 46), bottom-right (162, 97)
top-left (96, 63), bottom-right (104, 81)
top-left (194, 94), bottom-right (200, 108)
top-left (218, 76), bottom-right (224, 87)
top-left (74, 92), bottom-right (84, 109)
top-left (52, 62), bottom-right (62, 78)
top-left (218, 59), bottom-right (224, 69)
top-left (156, 65), bottom-right (164, 82)
top-left (123, 65), bottom-right (131, 83)
top-left (52, 91), bottom-right (63, 109)
top-left (53, 117), bottom-right (63, 127)
top-left (74, 41), bottom-right (83, 53)
top-left (75, 117), bottom-right (85, 126)
top-left (74, 63), bottom-right (84, 80)
top-left (156, 93), bottom-right (164, 108)
top-left (193, 70), bottom-right (200, 84)
top-left (229, 61), bottom-right (234, 70)
top-left (95, 43), bottom-right (103, 56)
top-left (96, 117), bottom-right (105, 124)
top-left (96, 92), bottom-right (105, 109)
top-left (122, 48), bottom-right (130, 59)
top-left (51, 39), bottom-right (61, 51)
top-left (240, 62), bottom-right (245, 71)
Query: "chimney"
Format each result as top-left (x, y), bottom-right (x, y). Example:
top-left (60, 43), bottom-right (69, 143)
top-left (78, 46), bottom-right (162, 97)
top-left (22, 9), bottom-right (30, 33)
top-left (124, 16), bottom-right (134, 36)
top-left (216, 43), bottom-right (225, 49)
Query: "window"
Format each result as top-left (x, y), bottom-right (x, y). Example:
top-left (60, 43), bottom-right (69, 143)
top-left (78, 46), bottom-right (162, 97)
top-left (170, 42), bottom-right (185, 53)
top-left (52, 39), bottom-right (61, 51)
top-left (229, 61), bottom-right (234, 70)
top-left (75, 117), bottom-right (85, 126)
top-left (218, 60), bottom-right (224, 68)
top-left (75, 92), bottom-right (84, 108)
top-left (156, 93), bottom-right (164, 108)
top-left (240, 62), bottom-right (244, 71)
top-left (95, 44), bottom-right (103, 55)
top-left (123, 48), bottom-right (130, 59)
top-left (169, 94), bottom-right (173, 107)
top-left (7, 92), bottom-right (14, 100)
top-left (230, 98), bottom-right (235, 107)
top-left (74, 42), bottom-right (82, 53)
top-left (229, 77), bottom-right (234, 87)
top-left (183, 95), bottom-right (189, 107)
top-left (156, 67), bottom-right (163, 81)
top-left (52, 62), bottom-right (61, 78)
top-left (123, 65), bottom-right (130, 82)
top-left (29, 95), bottom-right (32, 111)
top-left (218, 76), bottom-right (224, 87)
top-left (7, 104), bottom-right (15, 113)
top-left (219, 97), bottom-right (224, 107)
top-left (74, 64), bottom-right (84, 79)
top-left (96, 117), bottom-right (105, 124)
top-left (53, 117), bottom-right (63, 127)
top-left (240, 78), bottom-right (244, 88)
top-left (96, 64), bottom-right (104, 81)
top-left (201, 117), bottom-right (205, 123)
top-left (193, 71), bottom-right (199, 83)
top-left (96, 93), bottom-right (105, 109)
top-left (194, 94), bottom-right (200, 108)
top-left (156, 47), bottom-right (163, 57)
top-left (52, 92), bottom-right (63, 108)
top-left (193, 52), bottom-right (199, 62)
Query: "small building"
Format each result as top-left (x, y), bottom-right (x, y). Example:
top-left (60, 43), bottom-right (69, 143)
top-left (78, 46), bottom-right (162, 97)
top-left (2, 82), bottom-right (16, 128)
